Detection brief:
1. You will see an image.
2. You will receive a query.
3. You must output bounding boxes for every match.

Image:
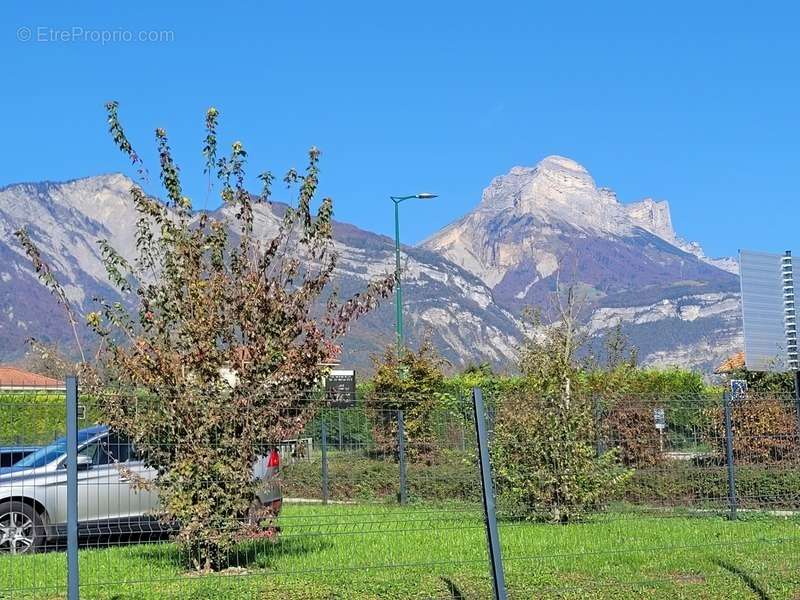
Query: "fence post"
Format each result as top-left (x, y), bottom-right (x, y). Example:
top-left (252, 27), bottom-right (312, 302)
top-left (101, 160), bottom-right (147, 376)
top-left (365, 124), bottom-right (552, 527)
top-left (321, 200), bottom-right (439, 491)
top-left (723, 391), bottom-right (738, 521)
top-left (472, 387), bottom-right (507, 600)
top-left (794, 370), bottom-right (800, 439)
top-left (321, 417), bottom-right (329, 504)
top-left (66, 375), bottom-right (79, 600)
top-left (397, 410), bottom-right (407, 505)
top-left (458, 390), bottom-right (467, 452)
top-left (338, 409), bottom-right (344, 450)
top-left (593, 395), bottom-right (604, 456)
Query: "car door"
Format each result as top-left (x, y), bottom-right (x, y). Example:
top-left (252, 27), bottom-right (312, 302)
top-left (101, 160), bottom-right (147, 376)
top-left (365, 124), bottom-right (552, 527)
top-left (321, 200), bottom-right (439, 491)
top-left (73, 435), bottom-right (132, 530)
top-left (37, 435), bottom-right (125, 530)
top-left (45, 433), bottom-right (159, 533)
top-left (80, 433), bottom-right (159, 530)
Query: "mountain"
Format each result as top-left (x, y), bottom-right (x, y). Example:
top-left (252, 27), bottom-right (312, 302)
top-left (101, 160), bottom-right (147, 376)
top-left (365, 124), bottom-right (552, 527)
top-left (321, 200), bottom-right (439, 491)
top-left (422, 156), bottom-right (742, 371)
top-left (0, 158), bottom-right (745, 374)
top-left (0, 174), bottom-right (522, 371)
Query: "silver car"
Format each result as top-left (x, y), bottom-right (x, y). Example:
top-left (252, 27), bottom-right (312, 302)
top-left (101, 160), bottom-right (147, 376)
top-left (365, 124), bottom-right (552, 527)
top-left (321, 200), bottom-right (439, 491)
top-left (0, 425), bottom-right (282, 554)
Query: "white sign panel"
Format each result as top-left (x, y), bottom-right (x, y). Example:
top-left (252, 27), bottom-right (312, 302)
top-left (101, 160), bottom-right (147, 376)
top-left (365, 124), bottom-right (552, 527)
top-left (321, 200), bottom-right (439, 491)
top-left (653, 408), bottom-right (666, 430)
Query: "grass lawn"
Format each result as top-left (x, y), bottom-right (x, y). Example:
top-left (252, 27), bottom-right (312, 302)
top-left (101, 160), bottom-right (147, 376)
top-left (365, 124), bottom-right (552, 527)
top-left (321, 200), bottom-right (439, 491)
top-left (1, 502), bottom-right (798, 599)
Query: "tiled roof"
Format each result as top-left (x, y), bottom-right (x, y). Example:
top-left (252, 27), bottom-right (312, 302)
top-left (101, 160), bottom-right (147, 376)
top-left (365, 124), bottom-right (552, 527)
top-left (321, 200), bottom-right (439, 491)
top-left (0, 366), bottom-right (64, 388)
top-left (714, 351), bottom-right (745, 374)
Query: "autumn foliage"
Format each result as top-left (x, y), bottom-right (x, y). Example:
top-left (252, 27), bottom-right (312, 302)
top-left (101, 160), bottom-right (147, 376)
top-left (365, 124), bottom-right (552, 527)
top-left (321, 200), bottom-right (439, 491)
top-left (16, 102), bottom-right (393, 570)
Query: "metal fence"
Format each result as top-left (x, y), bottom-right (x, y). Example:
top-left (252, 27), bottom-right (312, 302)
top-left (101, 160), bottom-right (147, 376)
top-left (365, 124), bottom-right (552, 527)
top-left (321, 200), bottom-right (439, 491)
top-left (1, 382), bottom-right (799, 599)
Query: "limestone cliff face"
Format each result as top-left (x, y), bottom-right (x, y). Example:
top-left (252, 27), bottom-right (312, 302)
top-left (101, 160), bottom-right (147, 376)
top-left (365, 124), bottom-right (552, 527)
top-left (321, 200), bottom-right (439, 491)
top-left (0, 158), bottom-right (744, 373)
top-left (625, 198), bottom-right (675, 241)
top-left (0, 175), bottom-right (522, 371)
top-left (625, 197), bottom-right (738, 274)
top-left (422, 156), bottom-right (742, 371)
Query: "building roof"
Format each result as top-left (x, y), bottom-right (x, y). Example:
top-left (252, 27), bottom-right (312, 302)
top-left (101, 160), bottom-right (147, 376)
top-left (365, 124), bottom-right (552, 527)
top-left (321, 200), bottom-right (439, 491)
top-left (714, 351), bottom-right (745, 374)
top-left (0, 366), bottom-right (64, 389)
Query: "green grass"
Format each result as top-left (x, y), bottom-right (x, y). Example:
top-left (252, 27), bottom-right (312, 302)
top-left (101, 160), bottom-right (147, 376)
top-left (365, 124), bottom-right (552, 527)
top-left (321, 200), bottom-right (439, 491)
top-left (1, 503), bottom-right (799, 599)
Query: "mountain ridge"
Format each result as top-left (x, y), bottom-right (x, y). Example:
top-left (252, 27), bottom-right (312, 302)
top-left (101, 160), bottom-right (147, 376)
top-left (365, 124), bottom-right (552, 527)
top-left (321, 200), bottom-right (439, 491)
top-left (0, 158), bottom-right (743, 373)
top-left (0, 173), bottom-right (523, 371)
top-left (421, 155), bottom-right (742, 371)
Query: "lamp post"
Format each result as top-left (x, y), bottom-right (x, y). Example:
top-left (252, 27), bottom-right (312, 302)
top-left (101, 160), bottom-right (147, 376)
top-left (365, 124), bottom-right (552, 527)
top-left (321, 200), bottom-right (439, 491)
top-left (391, 193), bottom-right (438, 355)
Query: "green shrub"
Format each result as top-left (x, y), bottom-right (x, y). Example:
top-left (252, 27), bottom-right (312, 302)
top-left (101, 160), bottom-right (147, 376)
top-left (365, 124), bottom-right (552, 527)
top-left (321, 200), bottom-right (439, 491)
top-left (365, 341), bottom-right (452, 459)
top-left (491, 390), bottom-right (632, 522)
top-left (0, 392), bottom-right (103, 445)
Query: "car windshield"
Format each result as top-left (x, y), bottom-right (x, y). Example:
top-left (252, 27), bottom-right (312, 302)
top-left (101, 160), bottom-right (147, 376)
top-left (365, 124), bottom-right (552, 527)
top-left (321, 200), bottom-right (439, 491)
top-left (13, 429), bottom-right (104, 469)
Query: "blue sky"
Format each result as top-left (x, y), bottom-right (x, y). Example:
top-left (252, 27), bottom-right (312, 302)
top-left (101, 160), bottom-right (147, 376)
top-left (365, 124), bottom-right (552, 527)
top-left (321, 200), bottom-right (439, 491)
top-left (3, 1), bottom-right (798, 258)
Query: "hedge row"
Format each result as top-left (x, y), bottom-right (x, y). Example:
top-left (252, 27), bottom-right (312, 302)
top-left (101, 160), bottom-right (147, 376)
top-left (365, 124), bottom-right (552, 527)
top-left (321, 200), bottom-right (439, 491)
top-left (0, 393), bottom-right (102, 445)
top-left (282, 450), bottom-right (800, 510)
top-left (281, 450), bottom-right (481, 503)
top-left (623, 464), bottom-right (800, 509)
top-left (0, 393), bottom-right (68, 445)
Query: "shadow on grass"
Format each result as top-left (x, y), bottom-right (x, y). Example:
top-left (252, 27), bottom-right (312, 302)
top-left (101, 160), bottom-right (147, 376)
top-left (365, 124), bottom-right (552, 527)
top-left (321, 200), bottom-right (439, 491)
top-left (441, 577), bottom-right (465, 599)
top-left (128, 534), bottom-right (332, 571)
top-left (713, 558), bottom-right (771, 600)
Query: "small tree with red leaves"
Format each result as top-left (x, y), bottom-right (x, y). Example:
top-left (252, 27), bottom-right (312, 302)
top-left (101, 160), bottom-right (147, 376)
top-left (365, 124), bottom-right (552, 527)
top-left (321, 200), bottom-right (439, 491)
top-left (16, 103), bottom-right (393, 570)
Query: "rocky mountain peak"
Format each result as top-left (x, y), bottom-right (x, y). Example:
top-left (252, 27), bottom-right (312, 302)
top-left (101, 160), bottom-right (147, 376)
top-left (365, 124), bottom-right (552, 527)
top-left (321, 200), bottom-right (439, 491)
top-left (475, 155), bottom-right (630, 236)
top-left (625, 197), bottom-right (675, 241)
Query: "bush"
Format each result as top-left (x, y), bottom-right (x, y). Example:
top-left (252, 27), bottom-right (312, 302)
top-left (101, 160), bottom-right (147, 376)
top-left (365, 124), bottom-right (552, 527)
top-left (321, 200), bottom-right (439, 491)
top-left (0, 392), bottom-right (104, 445)
top-left (491, 390), bottom-right (632, 522)
top-left (365, 341), bottom-right (452, 460)
top-left (602, 400), bottom-right (664, 467)
top-left (708, 395), bottom-right (799, 464)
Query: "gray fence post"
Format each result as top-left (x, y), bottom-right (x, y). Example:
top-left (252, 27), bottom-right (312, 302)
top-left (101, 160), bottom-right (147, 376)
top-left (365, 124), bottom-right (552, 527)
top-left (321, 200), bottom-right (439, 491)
top-left (66, 375), bottom-right (79, 600)
top-left (723, 392), bottom-right (738, 521)
top-left (321, 418), bottom-right (329, 504)
top-left (338, 409), bottom-right (344, 450)
top-left (794, 371), bottom-right (800, 439)
top-left (472, 388), bottom-right (507, 600)
top-left (593, 395), bottom-right (604, 456)
top-left (397, 410), bottom-right (407, 505)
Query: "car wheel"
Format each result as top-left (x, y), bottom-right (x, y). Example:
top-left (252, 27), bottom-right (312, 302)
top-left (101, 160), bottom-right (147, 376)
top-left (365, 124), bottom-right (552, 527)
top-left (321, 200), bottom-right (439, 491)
top-left (0, 501), bottom-right (45, 554)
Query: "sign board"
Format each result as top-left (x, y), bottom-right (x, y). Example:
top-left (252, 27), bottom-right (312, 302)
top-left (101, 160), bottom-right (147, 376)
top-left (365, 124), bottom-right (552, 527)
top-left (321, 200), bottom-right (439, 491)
top-left (325, 369), bottom-right (356, 407)
top-left (739, 249), bottom-right (798, 372)
top-left (730, 379), bottom-right (748, 400)
top-left (653, 408), bottom-right (666, 430)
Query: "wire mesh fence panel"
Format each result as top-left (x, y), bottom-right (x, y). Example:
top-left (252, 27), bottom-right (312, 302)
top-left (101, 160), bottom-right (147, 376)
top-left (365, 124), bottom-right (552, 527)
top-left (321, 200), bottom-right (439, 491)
top-left (489, 390), bottom-right (800, 599)
top-left (0, 384), bottom-right (70, 599)
top-left (7, 383), bottom-right (799, 599)
top-left (1, 388), bottom-right (494, 599)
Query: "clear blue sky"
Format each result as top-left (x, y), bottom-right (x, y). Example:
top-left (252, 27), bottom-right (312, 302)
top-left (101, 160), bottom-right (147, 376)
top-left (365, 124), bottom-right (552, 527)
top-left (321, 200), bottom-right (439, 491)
top-left (3, 1), bottom-right (798, 258)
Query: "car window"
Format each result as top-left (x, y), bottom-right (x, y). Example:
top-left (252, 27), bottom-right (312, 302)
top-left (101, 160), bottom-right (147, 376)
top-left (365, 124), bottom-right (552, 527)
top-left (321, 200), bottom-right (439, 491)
top-left (17, 428), bottom-right (105, 469)
top-left (102, 433), bottom-right (136, 464)
top-left (78, 441), bottom-right (101, 464)
top-left (79, 433), bottom-right (137, 466)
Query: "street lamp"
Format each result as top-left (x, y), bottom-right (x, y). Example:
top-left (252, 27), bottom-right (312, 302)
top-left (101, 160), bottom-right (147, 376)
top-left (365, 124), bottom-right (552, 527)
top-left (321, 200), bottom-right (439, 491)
top-left (391, 193), bottom-right (438, 355)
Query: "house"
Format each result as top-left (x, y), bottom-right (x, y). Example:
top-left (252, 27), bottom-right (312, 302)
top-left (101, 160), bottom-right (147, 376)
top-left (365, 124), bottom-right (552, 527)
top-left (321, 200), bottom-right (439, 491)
top-left (714, 351), bottom-right (745, 375)
top-left (0, 366), bottom-right (64, 391)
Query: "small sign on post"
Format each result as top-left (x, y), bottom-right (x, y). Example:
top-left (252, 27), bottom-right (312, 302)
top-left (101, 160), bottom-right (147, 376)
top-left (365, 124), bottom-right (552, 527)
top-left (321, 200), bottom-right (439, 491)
top-left (325, 369), bottom-right (356, 407)
top-left (653, 408), bottom-right (666, 430)
top-left (730, 379), bottom-right (748, 401)
top-left (653, 407), bottom-right (666, 453)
